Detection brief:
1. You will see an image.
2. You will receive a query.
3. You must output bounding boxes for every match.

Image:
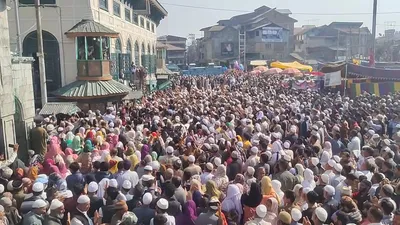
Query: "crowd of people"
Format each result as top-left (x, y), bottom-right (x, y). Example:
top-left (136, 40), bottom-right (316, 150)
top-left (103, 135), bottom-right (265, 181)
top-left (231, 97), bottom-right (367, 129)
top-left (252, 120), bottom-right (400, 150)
top-left (0, 73), bottom-right (399, 225)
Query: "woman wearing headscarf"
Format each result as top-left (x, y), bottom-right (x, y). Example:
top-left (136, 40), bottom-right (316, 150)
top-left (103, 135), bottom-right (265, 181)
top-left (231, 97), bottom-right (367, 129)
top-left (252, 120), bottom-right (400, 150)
top-left (27, 166), bottom-right (39, 181)
top-left (176, 200), bottom-right (197, 225)
top-left (70, 135), bottom-right (83, 154)
top-left (56, 161), bottom-right (69, 179)
top-left (76, 140), bottom-right (93, 174)
top-left (271, 180), bottom-right (284, 206)
top-left (42, 159), bottom-right (56, 176)
top-left (141, 144), bottom-right (150, 161)
top-left (205, 180), bottom-right (221, 201)
top-left (320, 142), bottom-right (333, 167)
top-left (232, 174), bottom-right (248, 194)
top-left (44, 136), bottom-right (64, 161)
top-left (337, 196), bottom-right (363, 224)
top-left (241, 182), bottom-right (264, 223)
top-left (78, 127), bottom-right (85, 137)
top-left (295, 163), bottom-right (305, 184)
top-left (124, 147), bottom-right (139, 170)
top-left (293, 184), bottom-right (303, 205)
top-left (189, 179), bottom-right (204, 207)
top-left (100, 142), bottom-right (110, 153)
top-left (265, 197), bottom-right (279, 225)
top-left (302, 168), bottom-right (316, 190)
top-left (64, 148), bottom-right (78, 167)
top-left (221, 184), bottom-right (243, 224)
top-left (65, 132), bottom-right (75, 147)
top-left (261, 176), bottom-right (280, 205)
top-left (211, 165), bottom-right (229, 192)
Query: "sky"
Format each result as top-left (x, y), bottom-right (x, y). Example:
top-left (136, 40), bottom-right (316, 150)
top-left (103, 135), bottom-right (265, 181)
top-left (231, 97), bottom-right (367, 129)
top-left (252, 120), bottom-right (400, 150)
top-left (157, 0), bottom-right (400, 39)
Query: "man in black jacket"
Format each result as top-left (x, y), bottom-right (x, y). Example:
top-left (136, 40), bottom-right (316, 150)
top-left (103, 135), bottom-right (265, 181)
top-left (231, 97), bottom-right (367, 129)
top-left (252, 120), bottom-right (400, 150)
top-left (227, 151), bottom-right (242, 181)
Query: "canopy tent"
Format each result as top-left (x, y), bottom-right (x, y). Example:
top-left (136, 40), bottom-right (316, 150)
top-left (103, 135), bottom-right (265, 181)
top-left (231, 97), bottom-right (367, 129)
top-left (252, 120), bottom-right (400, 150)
top-left (282, 68), bottom-right (302, 76)
top-left (270, 61), bottom-right (313, 72)
top-left (265, 68), bottom-right (283, 75)
top-left (253, 66), bottom-right (268, 72)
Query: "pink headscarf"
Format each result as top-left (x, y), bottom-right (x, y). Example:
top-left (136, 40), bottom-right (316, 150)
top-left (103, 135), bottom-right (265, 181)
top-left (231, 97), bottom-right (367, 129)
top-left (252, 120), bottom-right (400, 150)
top-left (100, 142), bottom-right (110, 151)
top-left (43, 159), bottom-right (55, 175)
top-left (65, 148), bottom-right (78, 160)
top-left (57, 162), bottom-right (68, 179)
top-left (44, 136), bottom-right (64, 161)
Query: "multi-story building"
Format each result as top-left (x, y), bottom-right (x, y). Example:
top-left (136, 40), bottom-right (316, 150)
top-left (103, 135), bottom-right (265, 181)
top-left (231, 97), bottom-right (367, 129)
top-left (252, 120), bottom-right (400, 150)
top-left (376, 29), bottom-right (400, 62)
top-left (7, 0), bottom-right (167, 101)
top-left (198, 6), bottom-right (297, 65)
top-left (293, 22), bottom-right (372, 62)
top-left (157, 35), bottom-right (187, 66)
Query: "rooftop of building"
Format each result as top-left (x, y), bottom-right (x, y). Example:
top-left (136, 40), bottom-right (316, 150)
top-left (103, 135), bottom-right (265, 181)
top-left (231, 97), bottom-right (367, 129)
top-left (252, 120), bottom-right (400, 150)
top-left (201, 5), bottom-right (296, 31)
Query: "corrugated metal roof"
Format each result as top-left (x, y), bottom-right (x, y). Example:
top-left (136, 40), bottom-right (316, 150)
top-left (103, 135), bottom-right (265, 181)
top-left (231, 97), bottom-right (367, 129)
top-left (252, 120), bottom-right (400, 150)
top-left (122, 90), bottom-right (143, 100)
top-left (39, 102), bottom-right (81, 115)
top-left (156, 67), bottom-right (173, 75)
top-left (209, 26), bottom-right (226, 32)
top-left (65, 19), bottom-right (119, 36)
top-left (54, 80), bottom-right (131, 98)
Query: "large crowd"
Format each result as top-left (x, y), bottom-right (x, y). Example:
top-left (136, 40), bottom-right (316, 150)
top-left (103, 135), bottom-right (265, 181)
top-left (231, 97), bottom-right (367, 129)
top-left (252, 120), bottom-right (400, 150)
top-left (0, 73), bottom-right (399, 225)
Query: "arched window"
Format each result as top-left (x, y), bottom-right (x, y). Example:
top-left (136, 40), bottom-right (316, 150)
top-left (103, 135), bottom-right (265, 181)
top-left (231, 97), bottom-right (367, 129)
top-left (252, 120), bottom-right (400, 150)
top-left (142, 43), bottom-right (146, 56)
top-left (126, 40), bottom-right (132, 54)
top-left (115, 38), bottom-right (122, 53)
top-left (148, 44), bottom-right (151, 54)
top-left (134, 41), bottom-right (139, 65)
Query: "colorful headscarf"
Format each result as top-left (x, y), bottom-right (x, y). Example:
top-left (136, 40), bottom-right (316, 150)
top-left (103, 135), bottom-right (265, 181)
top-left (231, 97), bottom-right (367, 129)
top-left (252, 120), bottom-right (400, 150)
top-left (71, 136), bottom-right (83, 154)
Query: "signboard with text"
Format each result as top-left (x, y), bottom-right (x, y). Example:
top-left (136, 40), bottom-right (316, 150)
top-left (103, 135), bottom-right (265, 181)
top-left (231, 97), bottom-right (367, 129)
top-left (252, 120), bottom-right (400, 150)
top-left (261, 27), bottom-right (284, 43)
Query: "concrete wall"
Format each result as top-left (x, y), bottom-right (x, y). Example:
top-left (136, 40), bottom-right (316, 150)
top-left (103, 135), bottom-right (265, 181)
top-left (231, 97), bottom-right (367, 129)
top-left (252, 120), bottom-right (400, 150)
top-left (7, 0), bottom-right (158, 86)
top-left (0, 0), bottom-right (16, 158)
top-left (12, 57), bottom-right (36, 160)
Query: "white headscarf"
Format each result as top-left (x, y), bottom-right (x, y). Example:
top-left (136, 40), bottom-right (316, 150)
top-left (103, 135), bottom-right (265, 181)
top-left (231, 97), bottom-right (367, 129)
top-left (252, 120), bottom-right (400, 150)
top-left (272, 180), bottom-right (284, 206)
top-left (302, 168), bottom-right (316, 189)
top-left (221, 184), bottom-right (243, 219)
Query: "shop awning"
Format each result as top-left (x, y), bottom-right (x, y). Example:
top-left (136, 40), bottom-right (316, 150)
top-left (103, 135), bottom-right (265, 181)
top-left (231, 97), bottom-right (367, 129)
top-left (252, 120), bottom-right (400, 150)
top-left (39, 102), bottom-right (81, 115)
top-left (53, 80), bottom-right (131, 99)
top-left (270, 61), bottom-right (313, 72)
top-left (65, 19), bottom-right (119, 38)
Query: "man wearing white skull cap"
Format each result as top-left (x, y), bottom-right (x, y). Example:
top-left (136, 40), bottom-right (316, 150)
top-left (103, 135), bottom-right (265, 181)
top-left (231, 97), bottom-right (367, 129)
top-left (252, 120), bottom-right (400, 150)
top-left (70, 195), bottom-right (92, 225)
top-left (150, 198), bottom-right (175, 225)
top-left (45, 199), bottom-right (65, 225)
top-left (22, 199), bottom-right (47, 225)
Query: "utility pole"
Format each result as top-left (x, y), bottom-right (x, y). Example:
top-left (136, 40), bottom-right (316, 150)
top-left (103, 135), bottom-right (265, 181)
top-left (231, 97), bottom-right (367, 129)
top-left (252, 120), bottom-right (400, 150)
top-left (35, 0), bottom-right (47, 105)
top-left (14, 0), bottom-right (22, 56)
top-left (371, 0), bottom-right (378, 66)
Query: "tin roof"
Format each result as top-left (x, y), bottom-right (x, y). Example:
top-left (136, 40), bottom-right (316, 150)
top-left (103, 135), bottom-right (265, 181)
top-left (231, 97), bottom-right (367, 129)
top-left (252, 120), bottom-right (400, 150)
top-left (156, 67), bottom-right (173, 75)
top-left (39, 102), bottom-right (81, 115)
top-left (53, 80), bottom-right (131, 99)
top-left (65, 19), bottom-right (119, 38)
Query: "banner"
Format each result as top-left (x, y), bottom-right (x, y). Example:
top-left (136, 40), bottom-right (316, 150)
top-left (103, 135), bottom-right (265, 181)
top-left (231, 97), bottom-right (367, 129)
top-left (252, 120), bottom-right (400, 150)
top-left (261, 27), bottom-right (283, 42)
top-left (221, 42), bottom-right (234, 56)
top-left (324, 71), bottom-right (342, 87)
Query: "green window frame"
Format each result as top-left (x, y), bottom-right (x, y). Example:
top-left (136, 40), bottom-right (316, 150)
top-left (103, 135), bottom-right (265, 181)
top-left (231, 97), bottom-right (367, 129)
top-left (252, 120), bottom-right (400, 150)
top-left (113, 0), bottom-right (121, 17)
top-left (125, 8), bottom-right (131, 22)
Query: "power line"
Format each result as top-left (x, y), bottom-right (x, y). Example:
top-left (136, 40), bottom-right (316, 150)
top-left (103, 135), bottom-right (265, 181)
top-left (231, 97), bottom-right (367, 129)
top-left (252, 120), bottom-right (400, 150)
top-left (160, 2), bottom-right (400, 16)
